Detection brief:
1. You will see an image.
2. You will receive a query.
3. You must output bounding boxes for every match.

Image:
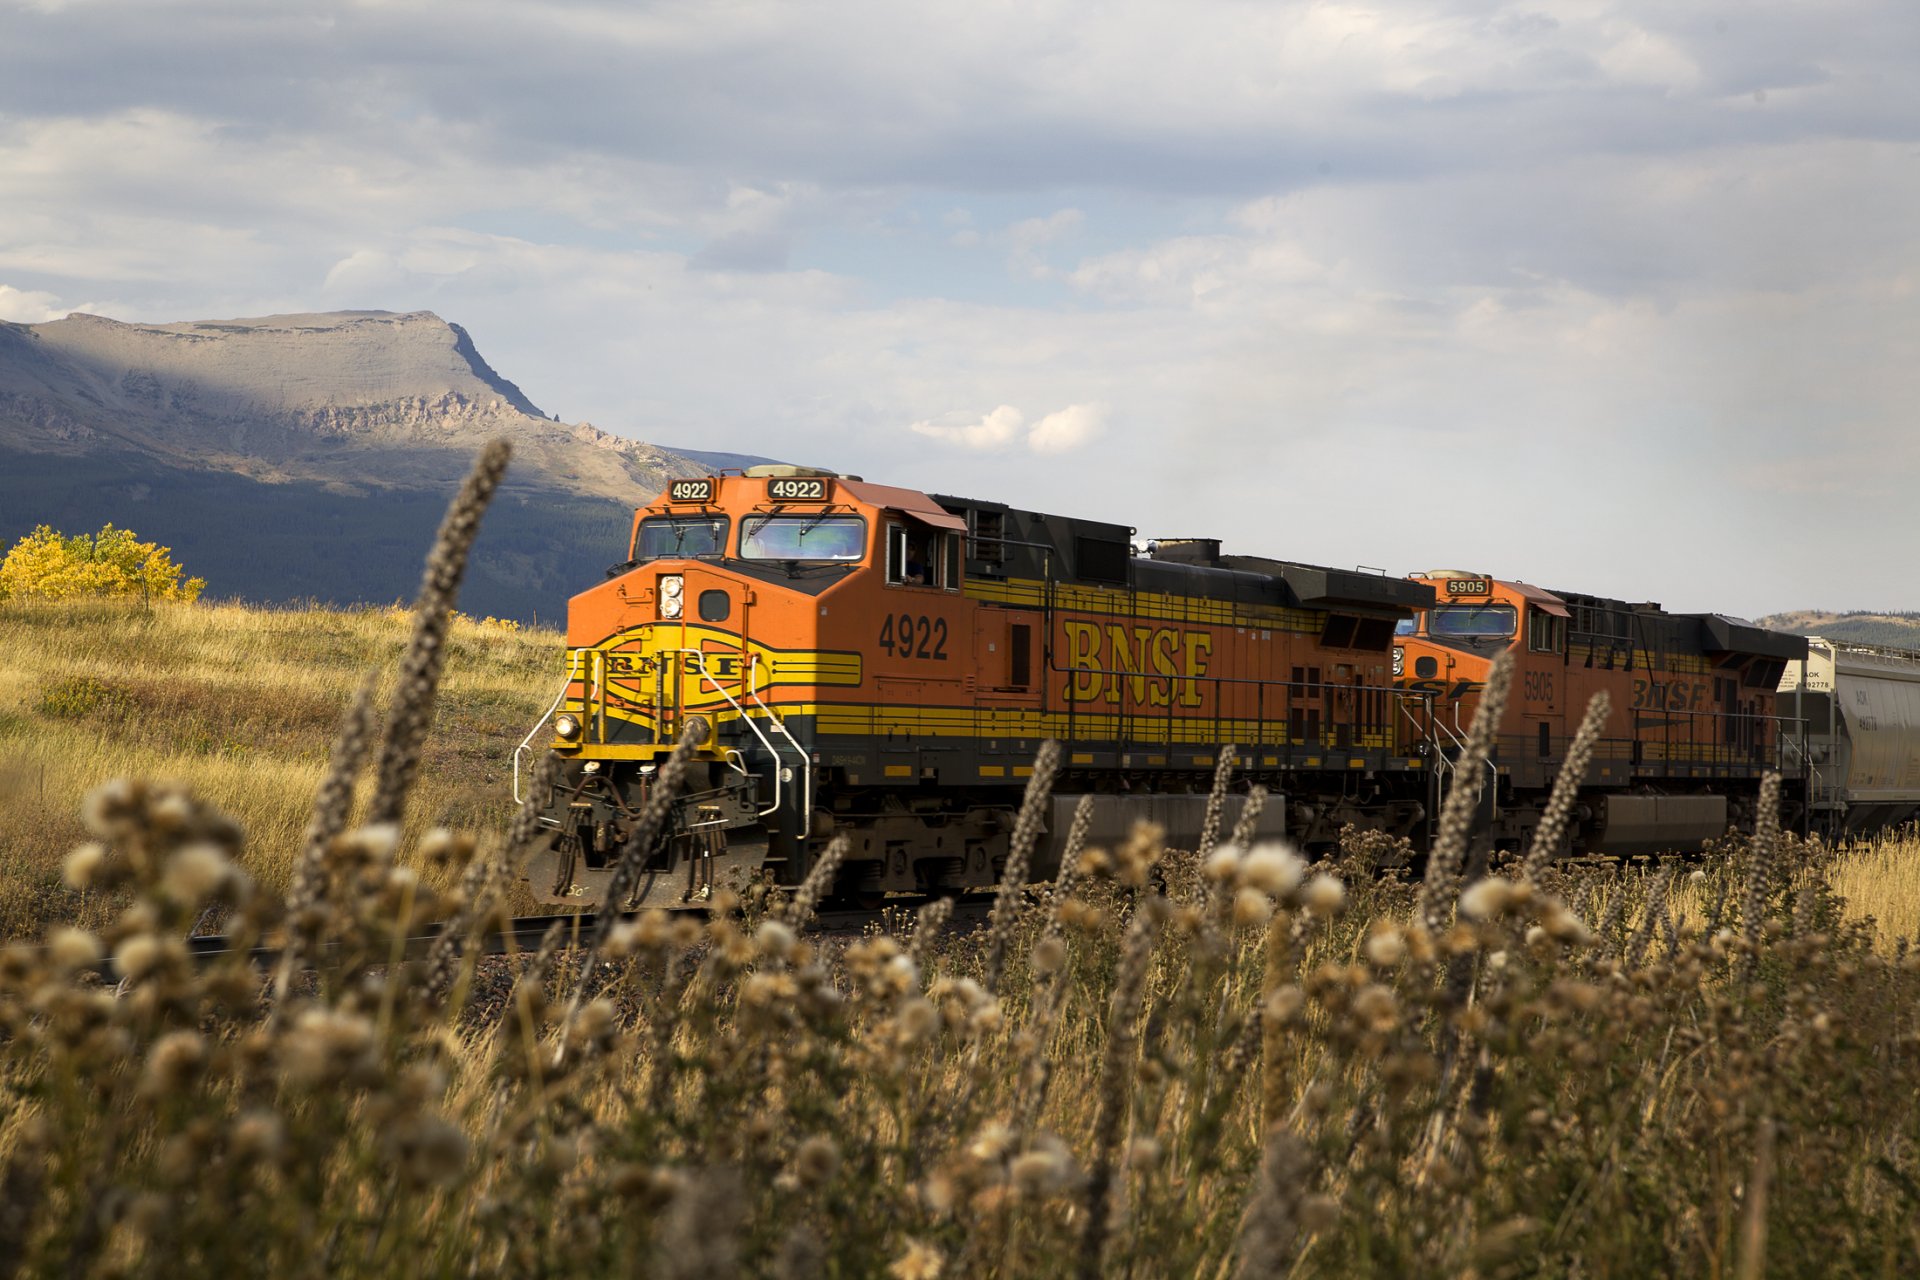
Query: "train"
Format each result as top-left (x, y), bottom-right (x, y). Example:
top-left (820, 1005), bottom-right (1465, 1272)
top-left (515, 465), bottom-right (1920, 907)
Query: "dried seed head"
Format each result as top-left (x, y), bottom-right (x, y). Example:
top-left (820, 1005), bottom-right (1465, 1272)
top-left (889, 1239), bottom-right (945, 1280)
top-left (755, 919), bottom-right (798, 961)
top-left (1544, 904), bottom-right (1592, 945)
top-left (1010, 1144), bottom-right (1076, 1196)
top-left (1031, 934), bottom-right (1068, 975)
top-left (1204, 846), bottom-right (1243, 882)
top-left (967, 1120), bottom-right (1016, 1164)
top-left (161, 843), bottom-right (230, 905)
top-left (63, 842), bottom-right (109, 890)
top-left (1459, 877), bottom-right (1515, 921)
top-left (346, 823), bottom-right (401, 862)
top-left (141, 1029), bottom-right (207, 1097)
top-left (1352, 983), bottom-right (1399, 1031)
top-left (1364, 925), bottom-right (1407, 969)
top-left (113, 934), bottom-right (164, 982)
top-left (1302, 874), bottom-right (1345, 916)
top-left (1233, 888), bottom-right (1275, 927)
top-left (47, 926), bottom-right (103, 970)
top-left (1115, 820), bottom-right (1165, 887)
top-left (1240, 843), bottom-right (1306, 896)
top-left (81, 779), bottom-right (139, 837)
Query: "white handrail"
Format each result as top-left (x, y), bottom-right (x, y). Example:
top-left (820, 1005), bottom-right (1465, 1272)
top-left (670, 647), bottom-right (784, 817)
top-left (745, 652), bottom-right (812, 826)
top-left (514, 649), bottom-right (584, 804)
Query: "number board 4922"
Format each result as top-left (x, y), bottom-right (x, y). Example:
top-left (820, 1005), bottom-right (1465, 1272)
top-left (767, 476), bottom-right (828, 501)
top-left (667, 479), bottom-right (714, 502)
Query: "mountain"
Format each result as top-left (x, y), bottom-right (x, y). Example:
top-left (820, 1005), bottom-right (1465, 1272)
top-left (1755, 610), bottom-right (1920, 650)
top-left (0, 310), bottom-right (716, 620)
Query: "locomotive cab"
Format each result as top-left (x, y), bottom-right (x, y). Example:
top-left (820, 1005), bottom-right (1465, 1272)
top-left (522, 465), bottom-right (990, 907)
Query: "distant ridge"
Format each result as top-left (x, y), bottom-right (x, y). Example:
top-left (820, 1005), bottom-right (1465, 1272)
top-left (0, 309), bottom-right (702, 502)
top-left (1756, 610), bottom-right (1920, 649)
top-left (663, 445), bottom-right (785, 471)
top-left (0, 309), bottom-right (727, 619)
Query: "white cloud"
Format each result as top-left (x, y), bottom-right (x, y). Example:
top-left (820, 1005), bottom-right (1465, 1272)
top-left (1027, 403), bottom-right (1105, 454)
top-left (0, 284), bottom-right (66, 323)
top-left (910, 403), bottom-right (1105, 455)
top-left (910, 405), bottom-right (1023, 449)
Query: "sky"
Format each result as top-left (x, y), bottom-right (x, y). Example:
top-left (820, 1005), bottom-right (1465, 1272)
top-left (1, 0), bottom-right (1916, 618)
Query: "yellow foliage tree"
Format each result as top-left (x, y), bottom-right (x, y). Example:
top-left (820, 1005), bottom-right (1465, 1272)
top-left (0, 524), bottom-right (206, 603)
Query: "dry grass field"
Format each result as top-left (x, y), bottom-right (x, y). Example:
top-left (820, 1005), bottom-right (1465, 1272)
top-left (0, 598), bottom-right (566, 939)
top-left (4, 458), bottom-right (1920, 1276)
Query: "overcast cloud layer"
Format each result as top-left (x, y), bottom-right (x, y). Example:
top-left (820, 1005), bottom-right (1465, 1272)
top-left (2, 0), bottom-right (1916, 616)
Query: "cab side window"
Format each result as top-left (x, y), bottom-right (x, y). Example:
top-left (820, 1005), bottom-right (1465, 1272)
top-left (1527, 610), bottom-right (1567, 654)
top-left (886, 523), bottom-right (949, 587)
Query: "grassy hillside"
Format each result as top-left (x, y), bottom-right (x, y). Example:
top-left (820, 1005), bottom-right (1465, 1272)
top-left (1758, 609), bottom-right (1920, 649)
top-left (0, 597), bottom-right (567, 939)
top-left (0, 448), bottom-right (632, 623)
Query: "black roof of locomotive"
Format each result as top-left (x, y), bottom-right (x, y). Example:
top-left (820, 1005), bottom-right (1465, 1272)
top-left (1551, 588), bottom-right (1808, 663)
top-left (930, 493), bottom-right (1431, 618)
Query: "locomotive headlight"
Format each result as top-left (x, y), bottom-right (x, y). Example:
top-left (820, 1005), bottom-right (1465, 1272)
top-left (553, 713), bottom-right (582, 742)
top-left (660, 574), bottom-right (684, 619)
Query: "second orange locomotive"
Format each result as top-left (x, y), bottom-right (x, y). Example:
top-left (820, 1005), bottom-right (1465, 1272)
top-left (1392, 571), bottom-right (1804, 857)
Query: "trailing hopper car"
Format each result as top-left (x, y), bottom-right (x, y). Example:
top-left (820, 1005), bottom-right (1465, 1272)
top-left (1777, 637), bottom-right (1920, 837)
top-left (519, 466), bottom-right (1443, 907)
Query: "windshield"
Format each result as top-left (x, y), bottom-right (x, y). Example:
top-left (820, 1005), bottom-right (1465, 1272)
top-left (1394, 615), bottom-right (1420, 637)
top-left (634, 516), bottom-right (729, 562)
top-left (740, 514), bottom-right (867, 562)
top-left (1429, 604), bottom-right (1517, 638)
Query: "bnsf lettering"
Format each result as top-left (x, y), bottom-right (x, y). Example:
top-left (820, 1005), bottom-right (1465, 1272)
top-left (767, 477), bottom-right (827, 501)
top-left (1631, 678), bottom-right (1706, 712)
top-left (1061, 620), bottom-right (1213, 706)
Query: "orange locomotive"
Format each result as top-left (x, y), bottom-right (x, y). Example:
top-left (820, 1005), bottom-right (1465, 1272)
top-left (522, 466), bottom-right (1437, 907)
top-left (1393, 572), bottom-right (1806, 858)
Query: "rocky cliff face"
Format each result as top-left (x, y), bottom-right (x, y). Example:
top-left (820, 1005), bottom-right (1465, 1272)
top-left (0, 310), bottom-right (700, 502)
top-left (0, 310), bottom-right (711, 618)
